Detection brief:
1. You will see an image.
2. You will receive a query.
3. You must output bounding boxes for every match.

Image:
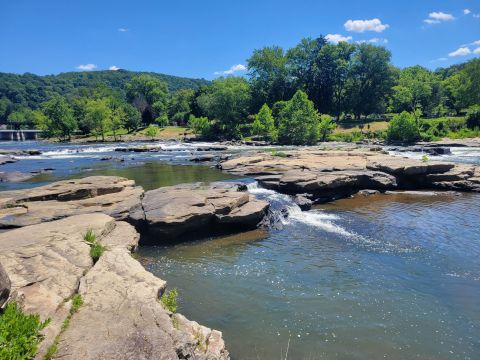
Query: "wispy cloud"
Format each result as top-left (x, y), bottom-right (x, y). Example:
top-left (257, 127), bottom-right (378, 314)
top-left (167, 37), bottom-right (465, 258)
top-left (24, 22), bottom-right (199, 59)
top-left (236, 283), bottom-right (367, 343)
top-left (424, 11), bottom-right (455, 24)
top-left (76, 64), bottom-right (97, 71)
top-left (325, 34), bottom-right (352, 44)
top-left (344, 18), bottom-right (389, 33)
top-left (430, 57), bottom-right (448, 63)
top-left (474, 48), bottom-right (480, 55)
top-left (357, 37), bottom-right (388, 44)
top-left (214, 64), bottom-right (247, 76)
top-left (118, 28), bottom-right (129, 32)
top-left (109, 65), bottom-right (120, 71)
top-left (464, 9), bottom-right (471, 15)
top-left (448, 47), bottom-right (471, 57)
top-left (474, 14), bottom-right (480, 19)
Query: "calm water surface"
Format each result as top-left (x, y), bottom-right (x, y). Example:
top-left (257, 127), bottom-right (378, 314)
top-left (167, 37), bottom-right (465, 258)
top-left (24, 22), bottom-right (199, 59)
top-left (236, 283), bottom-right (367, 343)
top-left (2, 141), bottom-right (480, 359)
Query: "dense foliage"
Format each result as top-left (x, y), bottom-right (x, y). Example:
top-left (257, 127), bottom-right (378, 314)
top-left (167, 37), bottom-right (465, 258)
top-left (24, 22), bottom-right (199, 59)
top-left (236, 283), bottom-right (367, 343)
top-left (0, 302), bottom-right (49, 359)
top-left (386, 112), bottom-right (420, 143)
top-left (0, 35), bottom-right (479, 145)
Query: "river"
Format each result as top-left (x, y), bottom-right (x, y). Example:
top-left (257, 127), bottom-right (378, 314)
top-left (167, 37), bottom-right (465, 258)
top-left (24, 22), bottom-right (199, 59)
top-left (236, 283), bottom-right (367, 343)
top-left (1, 140), bottom-right (480, 359)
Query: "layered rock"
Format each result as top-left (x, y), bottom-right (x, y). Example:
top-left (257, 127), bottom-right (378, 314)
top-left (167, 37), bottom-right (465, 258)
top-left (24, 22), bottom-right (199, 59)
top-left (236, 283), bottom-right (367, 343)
top-left (0, 214), bottom-right (229, 359)
top-left (0, 176), bottom-right (143, 228)
top-left (139, 182), bottom-right (269, 240)
top-left (219, 149), bottom-right (480, 202)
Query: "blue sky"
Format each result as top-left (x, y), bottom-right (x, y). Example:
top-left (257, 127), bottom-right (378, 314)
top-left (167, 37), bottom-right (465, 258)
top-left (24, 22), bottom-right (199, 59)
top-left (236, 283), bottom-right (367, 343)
top-left (1, 0), bottom-right (479, 79)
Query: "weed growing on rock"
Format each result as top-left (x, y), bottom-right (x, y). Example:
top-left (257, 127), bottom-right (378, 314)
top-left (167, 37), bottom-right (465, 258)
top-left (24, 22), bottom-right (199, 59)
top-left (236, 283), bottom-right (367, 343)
top-left (83, 229), bottom-right (105, 263)
top-left (421, 154), bottom-right (429, 162)
top-left (161, 288), bottom-right (178, 313)
top-left (83, 228), bottom-right (96, 243)
top-left (0, 302), bottom-right (49, 359)
top-left (271, 150), bottom-right (288, 158)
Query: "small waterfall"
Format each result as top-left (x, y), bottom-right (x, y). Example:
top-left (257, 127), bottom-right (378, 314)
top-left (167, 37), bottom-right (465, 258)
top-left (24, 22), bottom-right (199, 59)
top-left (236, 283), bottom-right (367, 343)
top-left (247, 181), bottom-right (356, 236)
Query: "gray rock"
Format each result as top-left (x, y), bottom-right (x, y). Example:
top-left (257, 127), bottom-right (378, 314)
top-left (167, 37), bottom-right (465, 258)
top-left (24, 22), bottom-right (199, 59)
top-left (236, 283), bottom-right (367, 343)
top-left (294, 194), bottom-right (313, 210)
top-left (0, 262), bottom-right (10, 308)
top-left (140, 183), bottom-right (269, 240)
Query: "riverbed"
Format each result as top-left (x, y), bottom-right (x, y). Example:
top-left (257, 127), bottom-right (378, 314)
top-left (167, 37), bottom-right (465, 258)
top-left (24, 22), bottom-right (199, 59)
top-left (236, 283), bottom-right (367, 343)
top-left (1, 140), bottom-right (480, 359)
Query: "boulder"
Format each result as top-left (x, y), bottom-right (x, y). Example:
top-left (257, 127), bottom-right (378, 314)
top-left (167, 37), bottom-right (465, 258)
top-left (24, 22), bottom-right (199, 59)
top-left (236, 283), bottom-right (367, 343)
top-left (0, 176), bottom-right (143, 228)
top-left (294, 194), bottom-right (313, 211)
top-left (0, 262), bottom-right (10, 308)
top-left (140, 183), bottom-right (269, 240)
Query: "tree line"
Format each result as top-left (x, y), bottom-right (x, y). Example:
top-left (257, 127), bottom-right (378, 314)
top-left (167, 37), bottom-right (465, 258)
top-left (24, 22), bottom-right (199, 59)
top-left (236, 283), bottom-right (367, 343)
top-left (0, 35), bottom-right (479, 144)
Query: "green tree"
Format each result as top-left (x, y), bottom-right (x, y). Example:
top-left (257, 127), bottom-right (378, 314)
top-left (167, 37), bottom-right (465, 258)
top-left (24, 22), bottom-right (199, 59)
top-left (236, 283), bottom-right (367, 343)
top-left (277, 90), bottom-right (320, 145)
top-left (0, 97), bottom-right (13, 123)
top-left (197, 77), bottom-right (251, 139)
top-left (466, 105), bottom-right (480, 129)
top-left (125, 74), bottom-right (169, 124)
top-left (123, 103), bottom-right (141, 132)
top-left (391, 66), bottom-right (441, 116)
top-left (168, 89), bottom-right (195, 125)
top-left (252, 103), bottom-right (276, 140)
top-left (84, 99), bottom-right (112, 141)
top-left (346, 44), bottom-right (395, 118)
top-left (318, 114), bottom-right (336, 141)
top-left (41, 96), bottom-right (77, 140)
top-left (450, 59), bottom-right (480, 110)
top-left (7, 109), bottom-right (33, 130)
top-left (386, 111), bottom-right (420, 143)
top-left (247, 46), bottom-right (292, 110)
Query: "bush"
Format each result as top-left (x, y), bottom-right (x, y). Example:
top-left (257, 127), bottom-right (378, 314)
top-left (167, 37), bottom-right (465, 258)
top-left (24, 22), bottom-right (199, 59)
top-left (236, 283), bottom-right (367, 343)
top-left (318, 114), bottom-right (336, 142)
top-left (188, 115), bottom-right (212, 138)
top-left (144, 124), bottom-right (159, 139)
top-left (466, 105), bottom-right (480, 129)
top-left (386, 111), bottom-right (420, 143)
top-left (161, 288), bottom-right (178, 313)
top-left (0, 302), bottom-right (49, 359)
top-left (329, 131), bottom-right (365, 143)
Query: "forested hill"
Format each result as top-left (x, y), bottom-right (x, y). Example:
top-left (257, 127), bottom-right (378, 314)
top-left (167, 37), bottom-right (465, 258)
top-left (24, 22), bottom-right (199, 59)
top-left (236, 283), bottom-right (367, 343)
top-left (0, 70), bottom-right (210, 110)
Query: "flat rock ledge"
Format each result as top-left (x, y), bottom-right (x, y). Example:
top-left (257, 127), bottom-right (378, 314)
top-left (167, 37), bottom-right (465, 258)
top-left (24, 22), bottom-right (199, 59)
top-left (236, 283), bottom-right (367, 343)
top-left (0, 214), bottom-right (229, 360)
top-left (0, 176), bottom-right (269, 243)
top-left (219, 149), bottom-right (480, 202)
top-left (135, 182), bottom-right (269, 241)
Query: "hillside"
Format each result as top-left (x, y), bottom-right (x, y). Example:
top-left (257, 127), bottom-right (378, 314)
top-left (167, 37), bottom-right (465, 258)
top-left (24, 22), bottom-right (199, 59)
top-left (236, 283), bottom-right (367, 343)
top-left (0, 70), bottom-right (210, 110)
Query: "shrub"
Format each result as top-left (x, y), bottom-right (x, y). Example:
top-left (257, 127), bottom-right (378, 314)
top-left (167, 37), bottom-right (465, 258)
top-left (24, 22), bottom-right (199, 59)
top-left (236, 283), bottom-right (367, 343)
top-left (318, 115), bottom-right (336, 142)
top-left (466, 105), bottom-right (480, 129)
top-left (421, 154), bottom-right (429, 162)
top-left (188, 115), bottom-right (212, 138)
top-left (155, 114), bottom-right (169, 127)
top-left (0, 302), bottom-right (49, 359)
top-left (161, 288), bottom-right (178, 313)
top-left (329, 131), bottom-right (365, 143)
top-left (386, 111), bottom-right (420, 143)
top-left (144, 124), bottom-right (159, 139)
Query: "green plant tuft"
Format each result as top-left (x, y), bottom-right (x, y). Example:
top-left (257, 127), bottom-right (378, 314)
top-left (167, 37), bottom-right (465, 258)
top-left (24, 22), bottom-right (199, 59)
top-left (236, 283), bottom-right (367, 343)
top-left (0, 302), bottom-right (49, 359)
top-left (83, 228), bottom-right (96, 244)
top-left (70, 295), bottom-right (83, 315)
top-left (161, 288), bottom-right (178, 313)
top-left (421, 154), bottom-right (429, 162)
top-left (90, 243), bottom-right (105, 263)
top-left (271, 150), bottom-right (288, 158)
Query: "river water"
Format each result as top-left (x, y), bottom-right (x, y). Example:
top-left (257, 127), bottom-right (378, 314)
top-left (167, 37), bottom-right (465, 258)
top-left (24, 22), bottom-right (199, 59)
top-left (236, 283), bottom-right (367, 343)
top-left (2, 141), bottom-right (480, 359)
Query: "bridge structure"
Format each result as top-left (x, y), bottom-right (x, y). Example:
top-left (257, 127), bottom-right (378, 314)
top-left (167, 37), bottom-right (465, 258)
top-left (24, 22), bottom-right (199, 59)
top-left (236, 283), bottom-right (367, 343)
top-left (0, 130), bottom-right (42, 141)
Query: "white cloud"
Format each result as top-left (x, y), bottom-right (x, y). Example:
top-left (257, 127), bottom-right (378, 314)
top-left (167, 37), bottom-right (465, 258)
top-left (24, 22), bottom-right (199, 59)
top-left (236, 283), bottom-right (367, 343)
top-left (424, 11), bottom-right (455, 24)
top-left (431, 57), bottom-right (448, 63)
top-left (325, 34), bottom-right (352, 44)
top-left (448, 47), bottom-right (471, 57)
top-left (118, 28), bottom-right (129, 32)
top-left (474, 48), bottom-right (480, 54)
top-left (214, 64), bottom-right (247, 76)
top-left (474, 14), bottom-right (480, 18)
top-left (464, 9), bottom-right (471, 15)
top-left (76, 64), bottom-right (97, 71)
top-left (109, 65), bottom-right (120, 71)
top-left (344, 18), bottom-right (389, 33)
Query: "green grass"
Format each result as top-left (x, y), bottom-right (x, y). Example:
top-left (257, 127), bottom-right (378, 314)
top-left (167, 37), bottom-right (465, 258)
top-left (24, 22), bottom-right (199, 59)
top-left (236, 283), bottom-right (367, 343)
top-left (83, 228), bottom-right (96, 244)
top-left (44, 295), bottom-right (84, 360)
top-left (0, 302), bottom-right (49, 359)
top-left (161, 288), bottom-right (178, 313)
top-left (83, 229), bottom-right (105, 263)
top-left (90, 243), bottom-right (105, 263)
top-left (271, 150), bottom-right (288, 158)
top-left (421, 154), bottom-right (429, 162)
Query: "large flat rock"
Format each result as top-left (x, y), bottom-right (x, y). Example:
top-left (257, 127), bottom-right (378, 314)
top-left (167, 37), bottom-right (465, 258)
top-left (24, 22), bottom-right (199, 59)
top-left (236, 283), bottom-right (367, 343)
top-left (219, 149), bottom-right (480, 201)
top-left (0, 176), bottom-right (143, 228)
top-left (140, 183), bottom-right (269, 240)
top-left (0, 214), bottom-right (229, 359)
